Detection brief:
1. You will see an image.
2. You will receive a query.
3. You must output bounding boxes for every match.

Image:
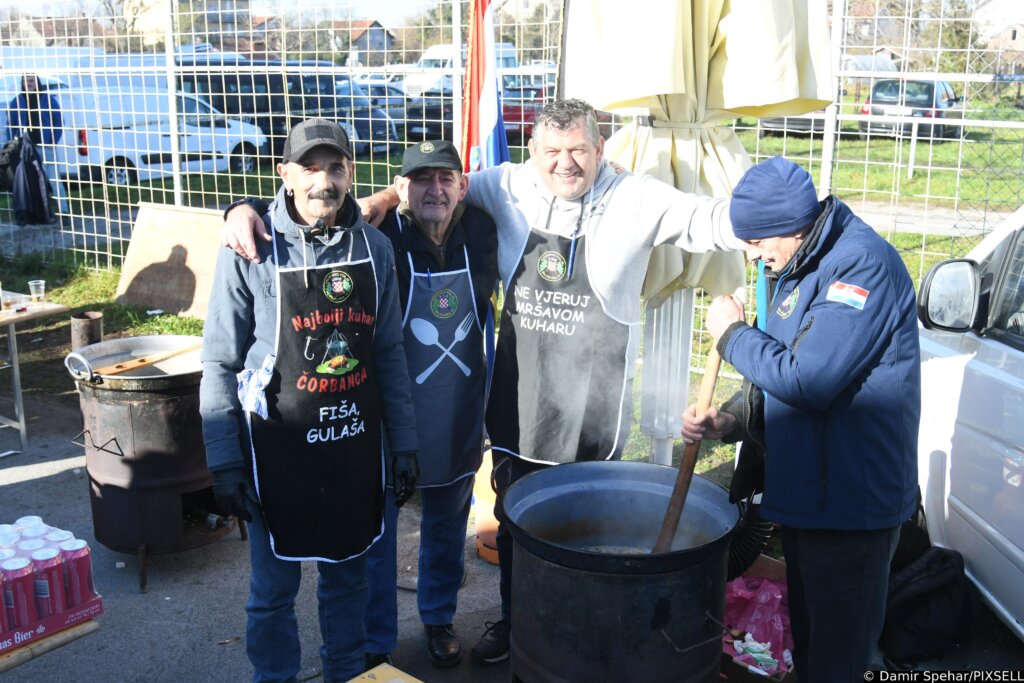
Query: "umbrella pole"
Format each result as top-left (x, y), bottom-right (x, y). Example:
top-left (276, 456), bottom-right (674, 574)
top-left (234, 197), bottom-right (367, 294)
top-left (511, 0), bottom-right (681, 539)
top-left (651, 347), bottom-right (722, 554)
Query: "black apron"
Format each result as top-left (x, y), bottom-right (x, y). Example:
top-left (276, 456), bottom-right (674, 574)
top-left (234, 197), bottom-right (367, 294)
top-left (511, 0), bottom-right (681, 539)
top-left (401, 242), bottom-right (485, 486)
top-left (248, 229), bottom-right (385, 562)
top-left (486, 214), bottom-right (632, 464)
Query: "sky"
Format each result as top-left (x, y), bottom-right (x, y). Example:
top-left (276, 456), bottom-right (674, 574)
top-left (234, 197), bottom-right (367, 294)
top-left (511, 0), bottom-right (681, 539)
top-left (252, 0), bottom-right (434, 29)
top-left (0, 1), bottom-right (436, 29)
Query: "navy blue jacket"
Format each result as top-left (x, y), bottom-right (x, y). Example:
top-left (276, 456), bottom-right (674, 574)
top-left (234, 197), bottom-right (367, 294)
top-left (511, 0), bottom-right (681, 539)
top-left (719, 197), bottom-right (920, 530)
top-left (6, 93), bottom-right (63, 146)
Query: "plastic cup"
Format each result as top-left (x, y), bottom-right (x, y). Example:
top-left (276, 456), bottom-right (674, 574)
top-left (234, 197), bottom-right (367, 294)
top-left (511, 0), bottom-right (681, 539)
top-left (28, 280), bottom-right (45, 304)
top-left (2, 293), bottom-right (28, 314)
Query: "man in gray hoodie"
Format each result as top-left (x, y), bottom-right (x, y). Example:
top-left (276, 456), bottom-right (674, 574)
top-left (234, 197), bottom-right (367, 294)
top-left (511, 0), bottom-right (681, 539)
top-left (200, 119), bottom-right (419, 682)
top-left (222, 100), bottom-right (744, 665)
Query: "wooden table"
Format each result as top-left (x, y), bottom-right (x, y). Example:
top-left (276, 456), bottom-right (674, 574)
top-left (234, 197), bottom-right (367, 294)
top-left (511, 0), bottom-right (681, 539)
top-left (0, 294), bottom-right (70, 454)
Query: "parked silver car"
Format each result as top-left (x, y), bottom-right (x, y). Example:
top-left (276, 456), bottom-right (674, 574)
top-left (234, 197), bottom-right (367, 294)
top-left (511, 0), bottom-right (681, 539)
top-left (916, 205), bottom-right (1024, 642)
top-left (859, 79), bottom-right (963, 140)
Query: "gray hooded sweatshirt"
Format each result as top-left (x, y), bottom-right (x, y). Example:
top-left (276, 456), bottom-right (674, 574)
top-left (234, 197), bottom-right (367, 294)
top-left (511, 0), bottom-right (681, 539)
top-left (465, 159), bottom-right (743, 376)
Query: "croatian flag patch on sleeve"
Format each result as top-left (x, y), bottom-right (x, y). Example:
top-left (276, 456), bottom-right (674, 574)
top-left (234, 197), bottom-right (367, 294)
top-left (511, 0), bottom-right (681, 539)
top-left (826, 281), bottom-right (870, 310)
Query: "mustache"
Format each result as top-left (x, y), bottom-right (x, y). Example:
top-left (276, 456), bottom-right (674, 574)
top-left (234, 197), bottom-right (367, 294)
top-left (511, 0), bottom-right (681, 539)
top-left (307, 188), bottom-right (340, 201)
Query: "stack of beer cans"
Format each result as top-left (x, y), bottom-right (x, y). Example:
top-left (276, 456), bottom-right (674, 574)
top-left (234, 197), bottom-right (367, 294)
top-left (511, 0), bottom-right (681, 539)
top-left (0, 516), bottom-right (99, 644)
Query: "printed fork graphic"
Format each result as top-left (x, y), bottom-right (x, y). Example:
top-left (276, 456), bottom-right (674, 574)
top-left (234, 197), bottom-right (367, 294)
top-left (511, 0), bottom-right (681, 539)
top-left (415, 314), bottom-right (474, 384)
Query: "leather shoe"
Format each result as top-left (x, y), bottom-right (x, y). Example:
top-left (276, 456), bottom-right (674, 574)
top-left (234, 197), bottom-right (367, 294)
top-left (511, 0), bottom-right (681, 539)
top-left (425, 623), bottom-right (461, 667)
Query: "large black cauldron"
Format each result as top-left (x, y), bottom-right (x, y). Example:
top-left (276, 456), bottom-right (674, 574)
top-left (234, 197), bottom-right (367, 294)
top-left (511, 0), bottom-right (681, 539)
top-left (66, 335), bottom-right (237, 591)
top-left (502, 460), bottom-right (739, 683)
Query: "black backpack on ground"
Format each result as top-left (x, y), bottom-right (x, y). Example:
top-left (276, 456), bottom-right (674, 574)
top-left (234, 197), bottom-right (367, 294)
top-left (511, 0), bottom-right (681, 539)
top-left (0, 137), bottom-right (22, 192)
top-left (880, 545), bottom-right (976, 667)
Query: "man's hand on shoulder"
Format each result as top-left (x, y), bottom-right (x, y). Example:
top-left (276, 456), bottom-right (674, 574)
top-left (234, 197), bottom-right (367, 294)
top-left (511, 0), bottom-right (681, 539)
top-left (223, 200), bottom-right (271, 263)
top-left (357, 187), bottom-right (400, 228)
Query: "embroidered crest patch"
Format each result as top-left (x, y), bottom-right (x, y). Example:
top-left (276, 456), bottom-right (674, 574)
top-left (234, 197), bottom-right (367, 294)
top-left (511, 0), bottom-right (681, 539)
top-left (430, 288), bottom-right (458, 319)
top-left (537, 251), bottom-right (566, 282)
top-left (826, 281), bottom-right (870, 310)
top-left (323, 270), bottom-right (354, 303)
top-left (776, 286), bottom-right (799, 319)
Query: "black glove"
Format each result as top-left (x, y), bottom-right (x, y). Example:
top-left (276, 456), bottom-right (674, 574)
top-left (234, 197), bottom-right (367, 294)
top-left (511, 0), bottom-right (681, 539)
top-left (211, 467), bottom-right (256, 522)
top-left (391, 451), bottom-right (419, 508)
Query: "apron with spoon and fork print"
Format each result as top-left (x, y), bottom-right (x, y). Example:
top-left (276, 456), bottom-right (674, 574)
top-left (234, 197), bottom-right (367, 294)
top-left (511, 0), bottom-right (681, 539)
top-left (401, 244), bottom-right (485, 487)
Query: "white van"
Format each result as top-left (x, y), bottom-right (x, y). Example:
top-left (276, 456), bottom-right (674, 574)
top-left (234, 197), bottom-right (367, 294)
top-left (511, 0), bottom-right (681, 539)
top-left (52, 88), bottom-right (267, 185)
top-left (402, 43), bottom-right (518, 97)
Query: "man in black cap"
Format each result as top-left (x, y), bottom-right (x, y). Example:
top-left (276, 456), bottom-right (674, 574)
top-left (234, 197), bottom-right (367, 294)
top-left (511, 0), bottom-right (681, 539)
top-left (682, 155), bottom-right (920, 682)
top-left (200, 118), bottom-right (419, 683)
top-left (365, 140), bottom-right (498, 669)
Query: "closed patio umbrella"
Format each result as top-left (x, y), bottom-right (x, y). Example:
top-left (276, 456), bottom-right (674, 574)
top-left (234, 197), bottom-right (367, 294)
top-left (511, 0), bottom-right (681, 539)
top-left (563, 0), bottom-right (832, 464)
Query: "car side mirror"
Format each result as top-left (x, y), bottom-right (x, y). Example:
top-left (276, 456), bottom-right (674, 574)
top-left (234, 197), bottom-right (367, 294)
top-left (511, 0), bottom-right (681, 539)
top-left (917, 259), bottom-right (979, 331)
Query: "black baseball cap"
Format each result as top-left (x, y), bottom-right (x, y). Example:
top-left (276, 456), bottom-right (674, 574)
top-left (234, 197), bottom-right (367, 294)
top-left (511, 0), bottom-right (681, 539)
top-left (282, 118), bottom-right (352, 163)
top-left (400, 140), bottom-right (463, 176)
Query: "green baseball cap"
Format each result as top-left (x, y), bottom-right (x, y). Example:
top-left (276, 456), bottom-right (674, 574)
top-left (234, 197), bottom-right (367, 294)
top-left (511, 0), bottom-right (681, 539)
top-left (400, 140), bottom-right (462, 176)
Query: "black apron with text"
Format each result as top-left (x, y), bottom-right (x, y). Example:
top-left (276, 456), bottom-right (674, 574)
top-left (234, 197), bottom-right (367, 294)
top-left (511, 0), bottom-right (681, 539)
top-left (486, 226), bottom-right (631, 464)
top-left (249, 230), bottom-right (385, 562)
top-left (401, 244), bottom-right (485, 486)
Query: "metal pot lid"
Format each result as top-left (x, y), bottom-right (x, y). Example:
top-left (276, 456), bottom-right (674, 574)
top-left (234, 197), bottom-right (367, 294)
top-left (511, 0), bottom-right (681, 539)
top-left (64, 335), bottom-right (202, 382)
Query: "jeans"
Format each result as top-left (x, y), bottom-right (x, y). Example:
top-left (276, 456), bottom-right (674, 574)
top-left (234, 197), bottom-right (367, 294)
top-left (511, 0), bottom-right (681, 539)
top-left (366, 476), bottom-right (475, 650)
top-left (418, 475), bottom-right (475, 625)
top-left (780, 525), bottom-right (900, 683)
top-left (245, 499), bottom-right (369, 683)
top-left (366, 486), bottom-right (398, 655)
top-left (493, 455), bottom-right (552, 622)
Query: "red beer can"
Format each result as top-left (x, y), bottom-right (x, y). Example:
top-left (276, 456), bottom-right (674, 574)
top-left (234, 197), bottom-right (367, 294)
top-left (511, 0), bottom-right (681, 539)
top-left (15, 539), bottom-right (45, 558)
top-left (2, 557), bottom-right (39, 627)
top-left (13, 516), bottom-right (43, 530)
top-left (0, 572), bottom-right (8, 634)
top-left (31, 548), bottom-right (67, 618)
top-left (59, 540), bottom-right (95, 607)
top-left (44, 530), bottom-right (74, 545)
top-left (18, 524), bottom-right (50, 539)
top-left (0, 532), bottom-right (19, 550)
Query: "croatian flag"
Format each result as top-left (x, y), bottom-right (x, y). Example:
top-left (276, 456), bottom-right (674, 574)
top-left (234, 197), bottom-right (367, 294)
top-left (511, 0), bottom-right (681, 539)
top-left (461, 0), bottom-right (510, 172)
top-left (826, 281), bottom-right (870, 310)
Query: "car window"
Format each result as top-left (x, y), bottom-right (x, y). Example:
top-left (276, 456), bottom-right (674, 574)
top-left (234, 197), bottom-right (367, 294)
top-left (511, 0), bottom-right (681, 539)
top-left (944, 83), bottom-right (958, 105)
top-left (991, 230), bottom-right (1024, 339)
top-left (333, 78), bottom-right (371, 107)
top-left (178, 95), bottom-right (215, 128)
top-left (873, 80), bottom-right (900, 100)
top-left (903, 81), bottom-right (934, 106)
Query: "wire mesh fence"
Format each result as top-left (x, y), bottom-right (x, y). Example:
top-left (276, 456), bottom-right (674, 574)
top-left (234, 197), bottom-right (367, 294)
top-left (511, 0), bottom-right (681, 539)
top-left (0, 0), bottom-right (1022, 280)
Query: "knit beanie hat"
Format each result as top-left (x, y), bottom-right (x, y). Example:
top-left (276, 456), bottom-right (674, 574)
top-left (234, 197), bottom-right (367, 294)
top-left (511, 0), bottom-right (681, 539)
top-left (729, 156), bottom-right (823, 240)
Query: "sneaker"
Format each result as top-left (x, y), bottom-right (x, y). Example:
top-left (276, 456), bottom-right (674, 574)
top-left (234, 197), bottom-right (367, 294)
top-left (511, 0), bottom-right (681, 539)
top-left (470, 619), bottom-right (510, 664)
top-left (364, 652), bottom-right (393, 671)
top-left (425, 623), bottom-right (461, 667)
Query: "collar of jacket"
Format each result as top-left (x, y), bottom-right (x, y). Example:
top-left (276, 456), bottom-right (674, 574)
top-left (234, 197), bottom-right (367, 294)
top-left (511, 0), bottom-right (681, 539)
top-left (271, 185), bottom-right (362, 245)
top-left (780, 195), bottom-right (841, 278)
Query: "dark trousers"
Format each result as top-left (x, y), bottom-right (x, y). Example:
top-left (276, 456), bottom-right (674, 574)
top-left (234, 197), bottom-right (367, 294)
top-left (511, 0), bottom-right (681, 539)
top-left (492, 454), bottom-right (551, 623)
top-left (779, 525), bottom-right (899, 683)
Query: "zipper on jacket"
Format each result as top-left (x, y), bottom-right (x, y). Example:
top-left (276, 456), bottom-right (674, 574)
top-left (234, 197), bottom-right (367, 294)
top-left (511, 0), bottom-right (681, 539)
top-left (792, 316), bottom-right (815, 351)
top-left (743, 381), bottom-right (766, 452)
